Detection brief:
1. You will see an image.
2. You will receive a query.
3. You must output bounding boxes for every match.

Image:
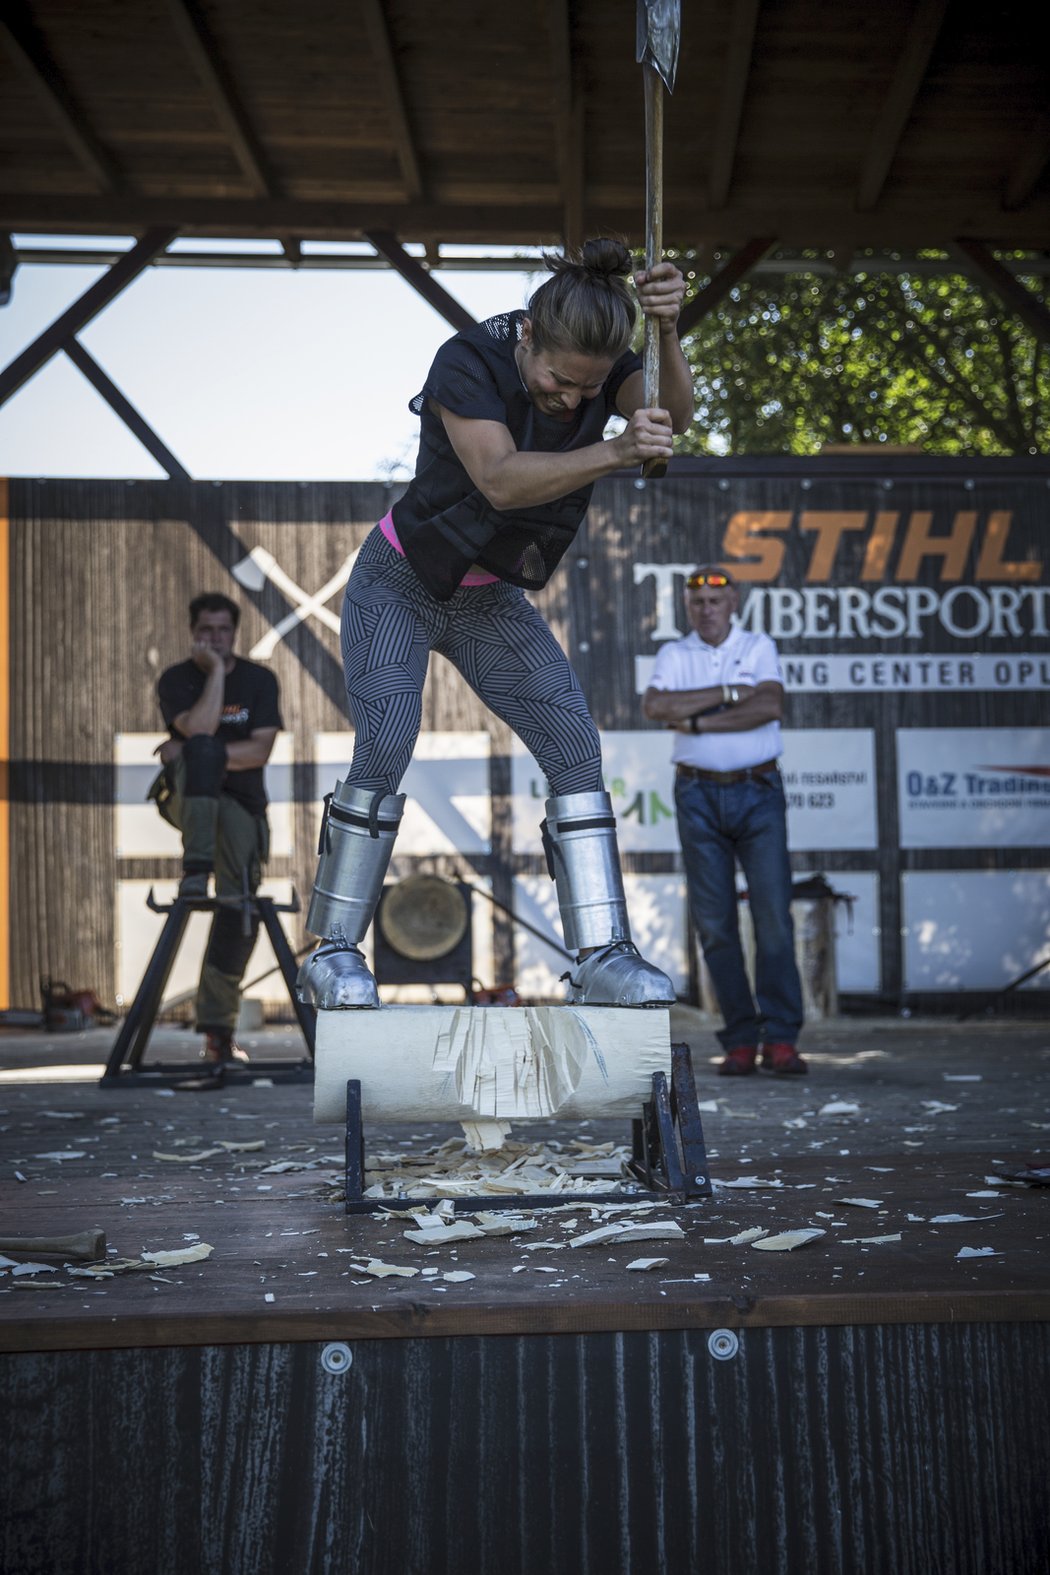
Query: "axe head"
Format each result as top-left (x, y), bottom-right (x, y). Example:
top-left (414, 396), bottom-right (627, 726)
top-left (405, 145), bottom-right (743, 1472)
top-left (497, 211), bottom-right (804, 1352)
top-left (636, 0), bottom-right (681, 94)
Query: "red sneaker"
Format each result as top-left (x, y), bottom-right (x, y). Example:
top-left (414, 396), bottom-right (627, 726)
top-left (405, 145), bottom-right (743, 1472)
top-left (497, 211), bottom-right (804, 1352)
top-left (761, 1041), bottom-right (808, 1075)
top-left (718, 1045), bottom-right (758, 1077)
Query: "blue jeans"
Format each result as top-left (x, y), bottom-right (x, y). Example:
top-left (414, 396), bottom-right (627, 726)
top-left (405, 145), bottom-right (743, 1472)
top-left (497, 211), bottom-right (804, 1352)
top-left (675, 768), bottom-right (803, 1050)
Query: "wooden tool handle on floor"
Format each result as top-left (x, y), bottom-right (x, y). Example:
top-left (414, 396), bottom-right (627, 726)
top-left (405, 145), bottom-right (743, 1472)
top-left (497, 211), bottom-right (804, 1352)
top-left (0, 1228), bottom-right (107, 1262)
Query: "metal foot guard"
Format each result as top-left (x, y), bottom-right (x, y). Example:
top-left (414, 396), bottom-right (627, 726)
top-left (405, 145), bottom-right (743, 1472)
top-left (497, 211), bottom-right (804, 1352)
top-left (342, 1041), bottom-right (713, 1214)
top-left (100, 887), bottom-right (315, 1085)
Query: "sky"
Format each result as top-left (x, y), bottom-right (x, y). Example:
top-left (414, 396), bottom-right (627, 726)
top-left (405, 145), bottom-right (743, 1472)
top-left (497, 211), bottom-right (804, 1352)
top-left (0, 239), bottom-right (544, 482)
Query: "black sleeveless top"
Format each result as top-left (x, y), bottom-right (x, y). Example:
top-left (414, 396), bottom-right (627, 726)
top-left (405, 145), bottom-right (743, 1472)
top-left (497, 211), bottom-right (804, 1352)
top-left (390, 310), bottom-right (640, 601)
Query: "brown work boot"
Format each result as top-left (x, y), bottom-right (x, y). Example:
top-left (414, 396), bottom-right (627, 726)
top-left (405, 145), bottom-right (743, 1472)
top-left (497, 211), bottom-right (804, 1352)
top-left (760, 1041), bottom-right (808, 1075)
top-left (175, 1029), bottom-right (248, 1091)
top-left (718, 1044), bottom-right (757, 1077)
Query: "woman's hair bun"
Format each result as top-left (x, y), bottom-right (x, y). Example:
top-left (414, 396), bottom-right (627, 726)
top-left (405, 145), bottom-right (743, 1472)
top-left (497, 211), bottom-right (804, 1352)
top-left (578, 236), bottom-right (633, 279)
top-left (528, 234), bottom-right (638, 358)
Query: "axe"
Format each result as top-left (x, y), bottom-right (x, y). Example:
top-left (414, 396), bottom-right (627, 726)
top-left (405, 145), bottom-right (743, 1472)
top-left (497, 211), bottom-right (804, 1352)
top-left (636, 0), bottom-right (681, 479)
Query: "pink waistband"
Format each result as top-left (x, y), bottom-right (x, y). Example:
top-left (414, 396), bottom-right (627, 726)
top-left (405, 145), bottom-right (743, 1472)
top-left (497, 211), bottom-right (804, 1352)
top-left (378, 512), bottom-right (500, 587)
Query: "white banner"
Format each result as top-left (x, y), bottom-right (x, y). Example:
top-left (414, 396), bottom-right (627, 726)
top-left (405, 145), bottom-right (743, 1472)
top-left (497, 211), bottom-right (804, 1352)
top-left (780, 730), bottom-right (877, 850)
top-left (512, 729), bottom-right (876, 853)
top-left (637, 652), bottom-right (1050, 694)
top-left (114, 732), bottom-right (294, 858)
top-left (315, 731), bottom-right (491, 855)
top-left (897, 728), bottom-right (1050, 849)
top-left (902, 871), bottom-right (1050, 990)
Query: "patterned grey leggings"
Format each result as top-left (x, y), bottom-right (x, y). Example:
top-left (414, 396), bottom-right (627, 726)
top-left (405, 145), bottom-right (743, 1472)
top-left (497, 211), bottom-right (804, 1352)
top-left (340, 526), bottom-right (603, 796)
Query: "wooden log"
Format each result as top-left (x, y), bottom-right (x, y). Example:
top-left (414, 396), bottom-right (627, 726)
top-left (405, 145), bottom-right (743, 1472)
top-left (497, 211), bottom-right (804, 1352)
top-left (313, 1005), bottom-right (671, 1124)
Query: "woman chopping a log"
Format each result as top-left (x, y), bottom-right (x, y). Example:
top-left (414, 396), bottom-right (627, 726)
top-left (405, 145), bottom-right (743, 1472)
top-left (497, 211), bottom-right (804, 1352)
top-left (299, 237), bottom-right (694, 1010)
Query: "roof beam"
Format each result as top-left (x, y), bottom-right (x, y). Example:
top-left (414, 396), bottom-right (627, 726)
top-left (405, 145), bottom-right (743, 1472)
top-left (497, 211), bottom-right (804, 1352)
top-left (62, 337), bottom-right (191, 481)
top-left (1003, 110), bottom-right (1050, 211)
top-left (4, 196), bottom-right (1050, 251)
top-left (363, 229), bottom-right (476, 332)
top-left (545, 1), bottom-right (584, 251)
top-left (0, 7), bottom-right (124, 192)
top-left (163, 0), bottom-right (275, 197)
top-left (162, 0), bottom-right (301, 262)
top-left (0, 228), bottom-right (177, 411)
top-left (856, 0), bottom-right (949, 211)
top-left (677, 238), bottom-right (777, 335)
top-left (950, 238), bottom-right (1050, 349)
top-left (360, 0), bottom-right (424, 203)
top-left (708, 0), bottom-right (760, 210)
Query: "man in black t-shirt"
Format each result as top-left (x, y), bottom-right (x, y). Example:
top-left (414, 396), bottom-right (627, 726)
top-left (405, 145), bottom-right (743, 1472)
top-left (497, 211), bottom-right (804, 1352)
top-left (152, 593), bottom-right (282, 1085)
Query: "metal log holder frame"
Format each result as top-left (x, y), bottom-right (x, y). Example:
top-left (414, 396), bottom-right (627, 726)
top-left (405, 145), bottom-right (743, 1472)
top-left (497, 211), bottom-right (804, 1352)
top-left (343, 1041), bottom-right (713, 1213)
top-left (100, 887), bottom-right (315, 1085)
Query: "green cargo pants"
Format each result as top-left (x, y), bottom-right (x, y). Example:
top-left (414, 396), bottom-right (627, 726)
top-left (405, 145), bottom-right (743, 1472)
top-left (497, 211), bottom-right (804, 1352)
top-left (152, 748), bottom-right (269, 1035)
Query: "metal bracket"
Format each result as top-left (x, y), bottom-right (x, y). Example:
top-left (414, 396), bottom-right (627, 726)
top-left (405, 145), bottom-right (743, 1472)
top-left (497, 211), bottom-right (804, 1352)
top-left (342, 1041), bottom-right (713, 1214)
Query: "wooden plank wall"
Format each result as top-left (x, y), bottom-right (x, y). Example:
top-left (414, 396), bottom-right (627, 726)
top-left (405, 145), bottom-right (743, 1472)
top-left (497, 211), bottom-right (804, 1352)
top-left (4, 463), bottom-right (1048, 1013)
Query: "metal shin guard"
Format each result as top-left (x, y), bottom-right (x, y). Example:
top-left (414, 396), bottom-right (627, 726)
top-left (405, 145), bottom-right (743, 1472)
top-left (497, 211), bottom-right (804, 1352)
top-left (543, 790), bottom-right (675, 1008)
top-left (542, 791), bottom-right (632, 953)
top-left (298, 782), bottom-right (405, 1009)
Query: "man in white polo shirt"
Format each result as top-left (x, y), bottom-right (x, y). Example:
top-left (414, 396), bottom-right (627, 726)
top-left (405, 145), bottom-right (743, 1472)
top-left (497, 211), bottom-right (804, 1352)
top-left (643, 565), bottom-right (806, 1076)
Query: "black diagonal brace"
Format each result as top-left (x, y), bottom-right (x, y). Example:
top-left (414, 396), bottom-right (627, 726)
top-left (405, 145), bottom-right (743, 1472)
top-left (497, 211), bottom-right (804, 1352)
top-left (63, 336), bottom-right (191, 480)
top-left (0, 227), bottom-right (177, 409)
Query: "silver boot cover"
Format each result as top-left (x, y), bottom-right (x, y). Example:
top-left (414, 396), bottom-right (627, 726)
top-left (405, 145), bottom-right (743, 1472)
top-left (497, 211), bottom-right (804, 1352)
top-left (306, 781), bottom-right (405, 942)
top-left (300, 782), bottom-right (405, 1010)
top-left (563, 941), bottom-right (675, 1008)
top-left (544, 791), bottom-right (674, 1007)
top-left (543, 790), bottom-right (631, 953)
top-left (296, 942), bottom-right (379, 1010)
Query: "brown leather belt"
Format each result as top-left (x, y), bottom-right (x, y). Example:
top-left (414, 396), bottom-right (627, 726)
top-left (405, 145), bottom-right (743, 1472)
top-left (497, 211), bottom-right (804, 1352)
top-left (676, 759), bottom-right (778, 787)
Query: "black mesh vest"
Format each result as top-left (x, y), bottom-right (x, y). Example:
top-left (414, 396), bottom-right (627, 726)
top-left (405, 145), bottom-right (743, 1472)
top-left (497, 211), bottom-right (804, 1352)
top-left (390, 311), bottom-right (639, 602)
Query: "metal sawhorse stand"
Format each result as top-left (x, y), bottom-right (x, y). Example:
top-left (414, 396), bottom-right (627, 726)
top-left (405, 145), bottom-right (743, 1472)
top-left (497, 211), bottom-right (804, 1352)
top-left (100, 888), bottom-right (315, 1085)
top-left (342, 1042), bottom-right (713, 1213)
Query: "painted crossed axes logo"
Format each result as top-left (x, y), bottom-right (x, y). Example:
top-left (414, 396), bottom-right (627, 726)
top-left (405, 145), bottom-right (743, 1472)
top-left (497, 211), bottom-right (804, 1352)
top-left (231, 545), bottom-right (358, 659)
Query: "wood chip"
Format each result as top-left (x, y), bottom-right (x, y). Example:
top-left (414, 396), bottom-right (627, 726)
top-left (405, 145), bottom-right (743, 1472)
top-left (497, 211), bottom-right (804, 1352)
top-left (751, 1229), bottom-right (826, 1252)
top-left (402, 1222), bottom-right (485, 1245)
top-left (569, 1221), bottom-right (685, 1248)
top-left (141, 1244), bottom-right (214, 1267)
top-left (152, 1149), bottom-right (226, 1163)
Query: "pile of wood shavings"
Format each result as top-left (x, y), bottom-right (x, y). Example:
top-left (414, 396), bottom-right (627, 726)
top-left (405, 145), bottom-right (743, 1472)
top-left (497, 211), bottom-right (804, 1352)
top-left (362, 1135), bottom-right (634, 1200)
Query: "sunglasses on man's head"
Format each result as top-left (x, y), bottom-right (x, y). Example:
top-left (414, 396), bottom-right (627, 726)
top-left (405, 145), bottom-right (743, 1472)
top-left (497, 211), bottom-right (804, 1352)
top-left (686, 571), bottom-right (732, 588)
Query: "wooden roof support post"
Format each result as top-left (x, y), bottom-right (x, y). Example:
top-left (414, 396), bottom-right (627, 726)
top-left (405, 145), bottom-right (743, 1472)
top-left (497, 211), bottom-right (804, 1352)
top-left (363, 229), bottom-right (477, 334)
top-left (546, 0), bottom-right (584, 251)
top-left (676, 237), bottom-right (777, 336)
top-left (360, 0), bottom-right (424, 203)
top-left (62, 338), bottom-right (191, 481)
top-left (0, 228), bottom-right (177, 411)
top-left (0, 234), bottom-right (15, 307)
top-left (708, 0), bottom-right (760, 210)
top-left (855, 0), bottom-right (949, 211)
top-left (162, 0), bottom-right (299, 264)
top-left (950, 239), bottom-right (1050, 349)
top-left (1003, 110), bottom-right (1050, 212)
top-left (0, 7), bottom-right (124, 193)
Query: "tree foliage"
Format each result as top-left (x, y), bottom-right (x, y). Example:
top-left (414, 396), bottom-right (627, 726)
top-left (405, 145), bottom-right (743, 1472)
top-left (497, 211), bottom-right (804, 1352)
top-left (674, 258), bottom-right (1050, 457)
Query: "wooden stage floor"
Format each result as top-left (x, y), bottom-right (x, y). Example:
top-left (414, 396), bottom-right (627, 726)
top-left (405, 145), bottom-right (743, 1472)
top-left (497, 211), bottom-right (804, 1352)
top-left (2, 1011), bottom-right (1048, 1353)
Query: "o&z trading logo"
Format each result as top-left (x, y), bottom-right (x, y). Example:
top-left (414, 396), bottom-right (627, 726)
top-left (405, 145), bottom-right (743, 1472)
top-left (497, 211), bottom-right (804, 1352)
top-left (905, 764), bottom-right (1050, 807)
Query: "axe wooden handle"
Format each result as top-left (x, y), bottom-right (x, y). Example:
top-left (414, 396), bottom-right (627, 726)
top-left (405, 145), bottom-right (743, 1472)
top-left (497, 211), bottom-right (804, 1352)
top-left (641, 62), bottom-right (668, 481)
top-left (0, 1229), bottom-right (107, 1263)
